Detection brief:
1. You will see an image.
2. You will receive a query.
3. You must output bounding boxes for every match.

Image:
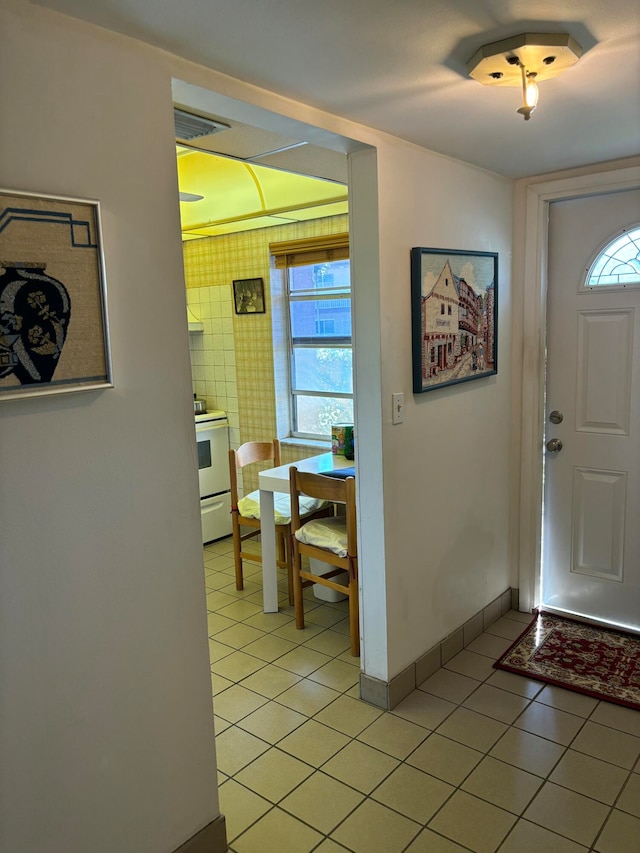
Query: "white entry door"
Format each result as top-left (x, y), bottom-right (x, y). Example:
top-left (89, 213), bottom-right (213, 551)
top-left (542, 188), bottom-right (640, 629)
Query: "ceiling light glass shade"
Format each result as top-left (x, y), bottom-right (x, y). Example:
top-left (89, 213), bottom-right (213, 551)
top-left (516, 66), bottom-right (539, 120)
top-left (179, 191), bottom-right (204, 202)
top-left (525, 74), bottom-right (539, 108)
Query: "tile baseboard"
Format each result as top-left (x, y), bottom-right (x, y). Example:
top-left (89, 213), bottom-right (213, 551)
top-left (172, 814), bottom-right (227, 853)
top-left (360, 588), bottom-right (520, 711)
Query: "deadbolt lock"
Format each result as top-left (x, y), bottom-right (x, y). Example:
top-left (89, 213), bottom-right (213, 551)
top-left (549, 410), bottom-right (564, 424)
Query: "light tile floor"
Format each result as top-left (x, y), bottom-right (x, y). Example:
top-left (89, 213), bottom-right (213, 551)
top-left (205, 537), bottom-right (640, 853)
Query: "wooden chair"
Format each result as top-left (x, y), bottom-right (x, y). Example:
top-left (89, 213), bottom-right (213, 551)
top-left (229, 441), bottom-right (331, 605)
top-left (289, 467), bottom-right (359, 656)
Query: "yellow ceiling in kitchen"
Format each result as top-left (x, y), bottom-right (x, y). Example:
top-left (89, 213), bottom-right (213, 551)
top-left (177, 148), bottom-right (348, 240)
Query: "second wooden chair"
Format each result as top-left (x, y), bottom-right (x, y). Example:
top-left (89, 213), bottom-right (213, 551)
top-left (289, 466), bottom-right (359, 656)
top-left (229, 441), bottom-right (330, 605)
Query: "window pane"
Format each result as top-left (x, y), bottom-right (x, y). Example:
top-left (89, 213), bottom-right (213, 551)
top-left (290, 297), bottom-right (351, 339)
top-left (587, 227), bottom-right (640, 287)
top-left (292, 347), bottom-right (353, 394)
top-left (289, 260), bottom-right (351, 292)
top-left (295, 395), bottom-right (354, 437)
top-left (285, 256), bottom-right (353, 438)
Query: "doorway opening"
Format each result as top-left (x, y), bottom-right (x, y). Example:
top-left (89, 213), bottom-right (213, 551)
top-left (171, 80), bottom-right (363, 452)
top-left (171, 78), bottom-right (382, 674)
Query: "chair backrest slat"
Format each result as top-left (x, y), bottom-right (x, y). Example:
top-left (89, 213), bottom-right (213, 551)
top-left (229, 439), bottom-right (281, 503)
top-left (289, 467), bottom-right (357, 555)
top-left (295, 469), bottom-right (347, 504)
top-left (234, 439), bottom-right (281, 469)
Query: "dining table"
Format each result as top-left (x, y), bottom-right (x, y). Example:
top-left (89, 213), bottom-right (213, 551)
top-left (258, 452), bottom-right (354, 612)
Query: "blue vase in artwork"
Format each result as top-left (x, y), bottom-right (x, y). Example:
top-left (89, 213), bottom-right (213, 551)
top-left (0, 261), bottom-right (71, 385)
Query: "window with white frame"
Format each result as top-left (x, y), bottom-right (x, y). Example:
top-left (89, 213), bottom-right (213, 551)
top-left (270, 233), bottom-right (353, 439)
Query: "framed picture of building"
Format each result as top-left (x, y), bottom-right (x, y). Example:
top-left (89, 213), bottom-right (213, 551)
top-left (0, 188), bottom-right (112, 401)
top-left (233, 277), bottom-right (266, 314)
top-left (411, 247), bottom-right (498, 394)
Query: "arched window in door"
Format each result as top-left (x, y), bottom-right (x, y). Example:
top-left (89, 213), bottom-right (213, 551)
top-left (585, 225), bottom-right (640, 289)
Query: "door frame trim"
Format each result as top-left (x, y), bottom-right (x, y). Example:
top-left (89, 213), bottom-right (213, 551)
top-left (515, 161), bottom-right (640, 613)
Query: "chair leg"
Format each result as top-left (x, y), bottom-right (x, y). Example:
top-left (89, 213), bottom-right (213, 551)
top-left (285, 535), bottom-right (294, 607)
top-left (231, 512), bottom-right (244, 591)
top-left (276, 530), bottom-right (286, 565)
top-left (348, 572), bottom-right (360, 657)
top-left (292, 538), bottom-right (305, 630)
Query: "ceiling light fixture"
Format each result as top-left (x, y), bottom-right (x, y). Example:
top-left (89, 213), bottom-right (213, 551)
top-left (179, 191), bottom-right (204, 202)
top-left (467, 33), bottom-right (582, 121)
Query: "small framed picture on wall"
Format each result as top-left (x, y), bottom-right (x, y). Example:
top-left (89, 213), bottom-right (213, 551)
top-left (233, 277), bottom-right (265, 314)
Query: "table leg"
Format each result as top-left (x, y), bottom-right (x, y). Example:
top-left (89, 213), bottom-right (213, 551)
top-left (259, 488), bottom-right (279, 612)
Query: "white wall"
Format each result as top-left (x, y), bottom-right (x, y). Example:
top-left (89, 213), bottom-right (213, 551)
top-left (0, 4), bottom-right (515, 849)
top-left (0, 3), bottom-right (219, 852)
top-left (349, 141), bottom-right (512, 680)
top-left (348, 148), bottom-right (388, 677)
top-left (375, 145), bottom-right (513, 676)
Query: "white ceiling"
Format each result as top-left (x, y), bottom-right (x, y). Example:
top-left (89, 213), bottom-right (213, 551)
top-left (34, 0), bottom-right (640, 178)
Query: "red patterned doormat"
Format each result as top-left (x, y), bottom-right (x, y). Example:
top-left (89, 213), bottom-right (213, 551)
top-left (494, 611), bottom-right (640, 711)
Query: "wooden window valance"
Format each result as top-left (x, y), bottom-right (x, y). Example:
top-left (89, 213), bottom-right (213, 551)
top-left (269, 233), bottom-right (349, 269)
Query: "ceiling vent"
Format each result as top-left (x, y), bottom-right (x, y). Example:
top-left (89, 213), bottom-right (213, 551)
top-left (174, 108), bottom-right (230, 141)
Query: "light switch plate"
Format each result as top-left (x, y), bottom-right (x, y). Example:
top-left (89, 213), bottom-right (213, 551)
top-left (392, 392), bottom-right (404, 424)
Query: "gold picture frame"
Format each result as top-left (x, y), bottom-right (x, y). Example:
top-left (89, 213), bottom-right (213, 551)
top-left (0, 189), bottom-right (112, 400)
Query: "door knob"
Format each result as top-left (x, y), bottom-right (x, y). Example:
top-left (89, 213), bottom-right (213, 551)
top-left (546, 438), bottom-right (563, 452)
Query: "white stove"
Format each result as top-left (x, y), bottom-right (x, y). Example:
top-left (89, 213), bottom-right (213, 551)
top-left (195, 409), bottom-right (232, 544)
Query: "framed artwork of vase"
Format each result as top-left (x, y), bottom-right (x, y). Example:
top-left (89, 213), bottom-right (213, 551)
top-left (411, 246), bottom-right (498, 394)
top-left (0, 189), bottom-right (112, 401)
